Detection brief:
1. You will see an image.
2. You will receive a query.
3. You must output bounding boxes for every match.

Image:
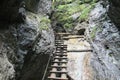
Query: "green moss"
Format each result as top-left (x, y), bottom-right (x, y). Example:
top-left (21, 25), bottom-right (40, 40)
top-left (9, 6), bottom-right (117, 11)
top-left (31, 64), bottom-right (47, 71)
top-left (109, 52), bottom-right (113, 57)
top-left (40, 17), bottom-right (51, 23)
top-left (98, 26), bottom-right (103, 32)
top-left (39, 17), bottom-right (50, 30)
top-left (90, 26), bottom-right (97, 39)
top-left (84, 0), bottom-right (92, 3)
top-left (90, 25), bottom-right (103, 40)
top-left (27, 12), bottom-right (38, 19)
top-left (55, 0), bottom-right (74, 4)
top-left (39, 24), bottom-right (49, 30)
top-left (27, 12), bottom-right (50, 31)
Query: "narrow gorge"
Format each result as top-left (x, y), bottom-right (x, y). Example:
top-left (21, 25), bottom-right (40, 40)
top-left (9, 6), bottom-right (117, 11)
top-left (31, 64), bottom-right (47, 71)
top-left (0, 0), bottom-right (119, 80)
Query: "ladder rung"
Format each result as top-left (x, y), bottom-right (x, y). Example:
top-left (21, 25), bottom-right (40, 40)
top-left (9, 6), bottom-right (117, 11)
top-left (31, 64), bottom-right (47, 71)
top-left (56, 49), bottom-right (67, 50)
top-left (55, 40), bottom-right (64, 41)
top-left (55, 41), bottom-right (64, 42)
top-left (56, 33), bottom-right (71, 35)
top-left (50, 71), bottom-right (67, 73)
top-left (51, 65), bottom-right (67, 68)
top-left (55, 51), bottom-right (67, 53)
top-left (54, 53), bottom-right (67, 56)
top-left (55, 42), bottom-right (64, 43)
top-left (67, 49), bottom-right (93, 52)
top-left (52, 61), bottom-right (67, 63)
top-left (56, 47), bottom-right (67, 49)
top-left (56, 45), bottom-right (67, 47)
top-left (48, 77), bottom-right (68, 80)
top-left (54, 57), bottom-right (67, 59)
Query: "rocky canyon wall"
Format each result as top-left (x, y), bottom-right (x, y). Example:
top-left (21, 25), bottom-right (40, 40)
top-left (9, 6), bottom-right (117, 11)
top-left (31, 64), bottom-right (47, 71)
top-left (85, 0), bottom-right (120, 80)
top-left (0, 0), bottom-right (55, 80)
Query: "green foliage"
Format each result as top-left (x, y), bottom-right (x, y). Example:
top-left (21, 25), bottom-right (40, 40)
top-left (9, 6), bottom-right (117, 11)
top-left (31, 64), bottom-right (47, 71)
top-left (64, 23), bottom-right (73, 28)
top-left (78, 4), bottom-right (95, 22)
top-left (52, 0), bottom-right (97, 30)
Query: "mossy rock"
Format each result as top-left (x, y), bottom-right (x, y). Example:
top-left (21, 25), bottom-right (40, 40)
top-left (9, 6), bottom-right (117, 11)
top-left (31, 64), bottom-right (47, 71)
top-left (39, 17), bottom-right (50, 30)
top-left (54, 0), bottom-right (74, 4)
top-left (27, 12), bottom-right (50, 30)
top-left (40, 17), bottom-right (51, 23)
top-left (90, 26), bottom-right (97, 40)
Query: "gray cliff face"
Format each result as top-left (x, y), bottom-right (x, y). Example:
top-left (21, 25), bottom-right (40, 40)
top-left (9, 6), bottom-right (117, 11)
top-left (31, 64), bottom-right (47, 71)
top-left (0, 0), bottom-right (54, 80)
top-left (0, 31), bottom-right (16, 80)
top-left (87, 1), bottom-right (120, 80)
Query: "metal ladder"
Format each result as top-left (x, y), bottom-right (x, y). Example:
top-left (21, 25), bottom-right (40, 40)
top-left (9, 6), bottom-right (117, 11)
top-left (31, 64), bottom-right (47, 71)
top-left (48, 34), bottom-right (68, 80)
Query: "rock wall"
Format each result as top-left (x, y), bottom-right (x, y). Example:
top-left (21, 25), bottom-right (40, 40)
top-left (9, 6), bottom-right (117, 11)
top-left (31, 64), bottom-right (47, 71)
top-left (108, 0), bottom-right (120, 31)
top-left (0, 0), bottom-right (54, 80)
top-left (0, 30), bottom-right (16, 80)
top-left (86, 1), bottom-right (120, 80)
